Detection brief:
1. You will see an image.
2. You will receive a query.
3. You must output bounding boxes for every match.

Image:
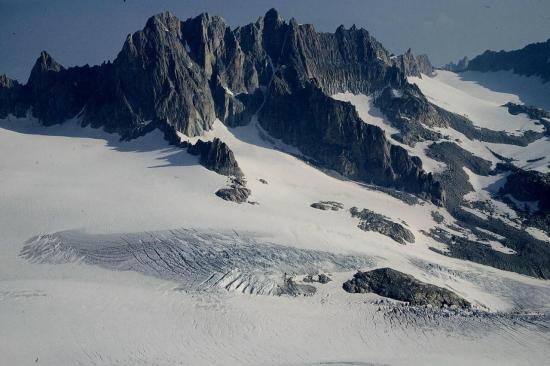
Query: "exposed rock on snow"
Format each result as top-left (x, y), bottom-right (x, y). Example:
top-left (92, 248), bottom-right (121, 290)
top-left (215, 186), bottom-right (251, 203)
top-left (427, 223), bottom-right (550, 279)
top-left (499, 169), bottom-right (550, 213)
top-left (215, 177), bottom-right (251, 203)
top-left (279, 275), bottom-right (316, 296)
top-left (504, 102), bottom-right (550, 122)
top-left (350, 207), bottom-right (415, 244)
top-left (303, 273), bottom-right (332, 284)
top-left (343, 267), bottom-right (471, 308)
top-left (188, 137), bottom-right (243, 177)
top-left (310, 201), bottom-right (344, 211)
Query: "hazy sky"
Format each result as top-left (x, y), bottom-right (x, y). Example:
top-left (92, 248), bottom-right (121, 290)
top-left (1, 0), bottom-right (549, 82)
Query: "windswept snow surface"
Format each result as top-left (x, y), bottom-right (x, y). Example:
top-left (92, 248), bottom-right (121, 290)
top-left (410, 70), bottom-right (547, 135)
top-left (1, 115), bottom-right (550, 365)
top-left (409, 70), bottom-right (550, 173)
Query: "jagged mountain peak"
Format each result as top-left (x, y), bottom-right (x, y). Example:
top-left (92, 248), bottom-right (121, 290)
top-left (28, 51), bottom-right (63, 81)
top-left (0, 73), bottom-right (18, 88)
top-left (0, 9), bottom-right (453, 204)
top-left (146, 11), bottom-right (180, 28)
top-left (264, 8), bottom-right (283, 24)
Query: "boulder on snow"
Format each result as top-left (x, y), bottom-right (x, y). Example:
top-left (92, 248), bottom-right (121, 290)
top-left (343, 267), bottom-right (471, 308)
top-left (311, 201), bottom-right (344, 211)
top-left (350, 207), bottom-right (415, 244)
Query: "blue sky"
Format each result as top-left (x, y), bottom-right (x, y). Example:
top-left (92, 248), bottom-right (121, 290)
top-left (1, 0), bottom-right (549, 82)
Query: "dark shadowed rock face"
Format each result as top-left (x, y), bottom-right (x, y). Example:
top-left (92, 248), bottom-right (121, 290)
top-left (343, 268), bottom-right (471, 308)
top-left (260, 68), bottom-right (444, 204)
top-left (188, 138), bottom-right (243, 177)
top-left (0, 74), bottom-right (26, 118)
top-left (426, 141), bottom-right (492, 210)
top-left (25, 51), bottom-right (96, 126)
top-left (350, 207), bottom-right (415, 244)
top-left (104, 12), bottom-right (218, 136)
top-left (504, 102), bottom-right (550, 121)
top-left (500, 170), bottom-right (550, 213)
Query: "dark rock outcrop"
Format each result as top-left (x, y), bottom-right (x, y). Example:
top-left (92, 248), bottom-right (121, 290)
top-left (504, 102), bottom-right (550, 122)
top-left (500, 170), bottom-right (550, 213)
top-left (278, 275), bottom-right (316, 296)
top-left (215, 177), bottom-right (251, 203)
top-left (427, 222), bottom-right (550, 279)
top-left (343, 267), bottom-right (471, 308)
top-left (188, 138), bottom-right (243, 177)
top-left (303, 274), bottom-right (332, 284)
top-left (310, 201), bottom-right (344, 211)
top-left (215, 186), bottom-right (251, 203)
top-left (427, 141), bottom-right (492, 210)
top-left (350, 207), bottom-right (415, 244)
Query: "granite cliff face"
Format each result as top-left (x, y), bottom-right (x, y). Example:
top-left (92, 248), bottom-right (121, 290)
top-left (0, 9), bottom-right (448, 203)
top-left (260, 68), bottom-right (443, 202)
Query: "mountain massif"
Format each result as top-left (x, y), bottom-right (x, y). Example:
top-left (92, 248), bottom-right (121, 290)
top-left (1, 10), bottom-right (550, 279)
top-left (0, 10), bottom-right (446, 202)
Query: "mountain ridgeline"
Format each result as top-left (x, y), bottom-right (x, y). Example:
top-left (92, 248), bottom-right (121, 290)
top-left (443, 38), bottom-right (550, 82)
top-left (0, 9), bottom-right (448, 203)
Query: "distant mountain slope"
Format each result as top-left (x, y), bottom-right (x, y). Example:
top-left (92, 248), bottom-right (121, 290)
top-left (443, 39), bottom-right (550, 82)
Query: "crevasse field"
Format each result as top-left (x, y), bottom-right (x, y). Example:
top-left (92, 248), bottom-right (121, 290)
top-left (1, 70), bottom-right (550, 365)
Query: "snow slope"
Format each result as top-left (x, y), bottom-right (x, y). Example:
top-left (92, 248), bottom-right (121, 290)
top-left (410, 70), bottom-right (546, 135)
top-left (1, 107), bottom-right (550, 365)
top-left (409, 70), bottom-right (550, 173)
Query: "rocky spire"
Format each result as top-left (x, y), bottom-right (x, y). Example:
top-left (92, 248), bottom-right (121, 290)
top-left (28, 51), bottom-right (63, 84)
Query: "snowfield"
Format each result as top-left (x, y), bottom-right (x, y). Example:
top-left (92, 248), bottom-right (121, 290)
top-left (1, 70), bottom-right (550, 365)
top-left (409, 70), bottom-right (550, 173)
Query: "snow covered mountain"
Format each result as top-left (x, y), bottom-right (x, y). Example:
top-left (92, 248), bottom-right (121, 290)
top-left (1, 9), bottom-right (549, 366)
